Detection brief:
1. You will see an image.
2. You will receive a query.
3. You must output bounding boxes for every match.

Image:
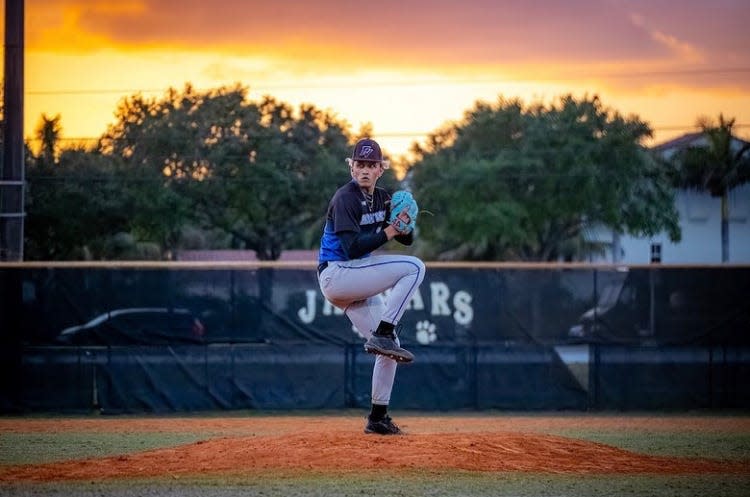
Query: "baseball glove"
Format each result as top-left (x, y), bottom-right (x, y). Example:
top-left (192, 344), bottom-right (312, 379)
top-left (389, 190), bottom-right (419, 234)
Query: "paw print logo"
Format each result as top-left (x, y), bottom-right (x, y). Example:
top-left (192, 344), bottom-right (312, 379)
top-left (415, 320), bottom-right (437, 345)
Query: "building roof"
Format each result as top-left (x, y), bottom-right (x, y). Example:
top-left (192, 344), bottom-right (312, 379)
top-left (651, 132), bottom-right (705, 154)
top-left (652, 131), bottom-right (750, 157)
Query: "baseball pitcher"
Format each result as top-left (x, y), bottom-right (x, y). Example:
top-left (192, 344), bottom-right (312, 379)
top-left (317, 138), bottom-right (425, 435)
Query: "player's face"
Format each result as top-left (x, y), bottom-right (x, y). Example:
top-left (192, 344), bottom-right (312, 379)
top-left (351, 161), bottom-right (383, 190)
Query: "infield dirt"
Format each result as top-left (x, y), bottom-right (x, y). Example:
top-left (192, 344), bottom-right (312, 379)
top-left (1, 415), bottom-right (748, 482)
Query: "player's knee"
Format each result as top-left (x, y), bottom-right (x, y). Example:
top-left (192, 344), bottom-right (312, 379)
top-left (408, 256), bottom-right (426, 285)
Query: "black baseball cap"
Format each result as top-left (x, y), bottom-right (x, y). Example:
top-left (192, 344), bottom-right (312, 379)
top-left (351, 138), bottom-right (383, 162)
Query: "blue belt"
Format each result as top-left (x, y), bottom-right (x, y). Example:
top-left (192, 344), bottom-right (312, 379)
top-left (317, 261), bottom-right (329, 275)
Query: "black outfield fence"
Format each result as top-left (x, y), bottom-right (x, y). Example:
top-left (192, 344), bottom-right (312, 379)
top-left (1, 262), bottom-right (748, 412)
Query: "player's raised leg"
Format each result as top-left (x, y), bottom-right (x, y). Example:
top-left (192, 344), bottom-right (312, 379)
top-left (362, 255), bottom-right (425, 363)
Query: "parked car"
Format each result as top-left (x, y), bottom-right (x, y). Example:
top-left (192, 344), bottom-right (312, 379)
top-left (568, 267), bottom-right (750, 345)
top-left (56, 308), bottom-right (206, 346)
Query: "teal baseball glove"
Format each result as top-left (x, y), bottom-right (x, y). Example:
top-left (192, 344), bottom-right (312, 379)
top-left (389, 190), bottom-right (419, 234)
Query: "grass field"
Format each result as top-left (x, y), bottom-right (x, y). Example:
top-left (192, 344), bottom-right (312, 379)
top-left (1, 411), bottom-right (749, 497)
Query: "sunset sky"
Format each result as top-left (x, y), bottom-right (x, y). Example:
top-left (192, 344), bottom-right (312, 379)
top-left (7, 0), bottom-right (750, 160)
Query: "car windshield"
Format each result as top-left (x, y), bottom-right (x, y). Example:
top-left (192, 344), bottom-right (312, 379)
top-left (597, 279), bottom-right (625, 307)
top-left (57, 308), bottom-right (203, 345)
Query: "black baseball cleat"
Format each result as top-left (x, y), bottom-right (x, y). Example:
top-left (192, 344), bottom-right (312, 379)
top-left (364, 415), bottom-right (403, 435)
top-left (364, 335), bottom-right (414, 363)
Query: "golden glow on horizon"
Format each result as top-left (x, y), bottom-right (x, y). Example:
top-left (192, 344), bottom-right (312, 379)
top-left (25, 52), bottom-right (750, 158)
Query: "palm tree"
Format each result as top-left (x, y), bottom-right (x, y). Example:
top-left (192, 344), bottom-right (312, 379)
top-left (672, 114), bottom-right (750, 262)
top-left (35, 113), bottom-right (63, 166)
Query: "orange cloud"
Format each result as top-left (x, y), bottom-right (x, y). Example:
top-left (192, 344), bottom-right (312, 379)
top-left (628, 13), bottom-right (704, 64)
top-left (27, 1), bottom-right (145, 51)
top-left (22, 0), bottom-right (749, 92)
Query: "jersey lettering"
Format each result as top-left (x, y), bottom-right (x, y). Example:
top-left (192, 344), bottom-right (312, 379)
top-left (360, 210), bottom-right (386, 225)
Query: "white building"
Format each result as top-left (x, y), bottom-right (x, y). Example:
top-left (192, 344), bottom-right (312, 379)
top-left (589, 132), bottom-right (750, 264)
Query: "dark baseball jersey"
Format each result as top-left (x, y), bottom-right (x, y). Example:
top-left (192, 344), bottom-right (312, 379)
top-left (319, 180), bottom-right (390, 264)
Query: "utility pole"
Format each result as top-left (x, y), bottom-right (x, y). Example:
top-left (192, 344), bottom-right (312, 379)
top-left (1, 0), bottom-right (25, 261)
top-left (1, 0), bottom-right (24, 412)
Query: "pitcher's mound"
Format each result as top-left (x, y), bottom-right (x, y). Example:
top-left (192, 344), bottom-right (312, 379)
top-left (1, 431), bottom-right (746, 481)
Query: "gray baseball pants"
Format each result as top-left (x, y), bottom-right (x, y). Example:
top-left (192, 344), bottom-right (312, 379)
top-left (318, 254), bottom-right (426, 405)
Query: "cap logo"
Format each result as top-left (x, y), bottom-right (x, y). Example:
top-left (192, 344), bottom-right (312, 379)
top-left (359, 145), bottom-right (374, 158)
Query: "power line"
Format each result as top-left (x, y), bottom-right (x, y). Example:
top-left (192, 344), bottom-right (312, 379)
top-left (28, 88), bottom-right (166, 96)
top-left (51, 123), bottom-right (750, 142)
top-left (25, 67), bottom-right (750, 95)
top-left (23, 170), bottom-right (682, 183)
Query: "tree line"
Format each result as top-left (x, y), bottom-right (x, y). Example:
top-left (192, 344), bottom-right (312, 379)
top-left (5, 84), bottom-right (749, 261)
